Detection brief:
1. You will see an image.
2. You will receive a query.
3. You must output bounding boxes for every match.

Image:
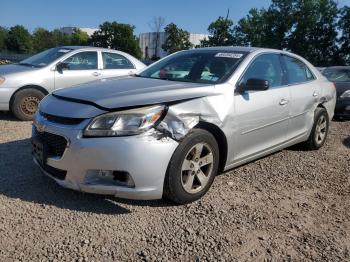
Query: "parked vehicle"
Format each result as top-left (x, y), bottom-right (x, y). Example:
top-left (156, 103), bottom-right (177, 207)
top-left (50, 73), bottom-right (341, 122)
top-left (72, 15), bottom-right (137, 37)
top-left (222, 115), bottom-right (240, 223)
top-left (316, 67), bottom-right (326, 73)
top-left (32, 47), bottom-right (336, 204)
top-left (322, 66), bottom-right (350, 119)
top-left (0, 46), bottom-right (146, 120)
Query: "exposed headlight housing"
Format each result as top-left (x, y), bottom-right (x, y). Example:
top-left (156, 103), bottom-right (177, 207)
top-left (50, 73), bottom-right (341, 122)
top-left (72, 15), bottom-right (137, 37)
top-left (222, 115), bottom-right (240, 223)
top-left (83, 105), bottom-right (166, 137)
top-left (340, 90), bottom-right (350, 98)
top-left (0, 76), bottom-right (5, 85)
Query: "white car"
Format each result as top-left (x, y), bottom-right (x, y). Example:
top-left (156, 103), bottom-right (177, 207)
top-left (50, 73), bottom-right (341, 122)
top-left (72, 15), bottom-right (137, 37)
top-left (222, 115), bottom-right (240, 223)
top-left (32, 47), bottom-right (336, 204)
top-left (0, 46), bottom-right (146, 120)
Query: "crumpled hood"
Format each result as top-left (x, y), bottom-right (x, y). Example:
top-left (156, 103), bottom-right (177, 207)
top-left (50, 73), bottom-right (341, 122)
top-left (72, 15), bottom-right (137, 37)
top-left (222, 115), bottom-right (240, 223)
top-left (52, 76), bottom-right (220, 110)
top-left (0, 64), bottom-right (37, 75)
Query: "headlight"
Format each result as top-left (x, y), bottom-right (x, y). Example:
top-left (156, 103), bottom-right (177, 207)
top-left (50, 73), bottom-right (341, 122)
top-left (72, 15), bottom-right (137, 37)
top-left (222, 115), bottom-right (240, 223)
top-left (340, 90), bottom-right (350, 98)
top-left (83, 105), bottom-right (166, 137)
top-left (0, 76), bottom-right (5, 85)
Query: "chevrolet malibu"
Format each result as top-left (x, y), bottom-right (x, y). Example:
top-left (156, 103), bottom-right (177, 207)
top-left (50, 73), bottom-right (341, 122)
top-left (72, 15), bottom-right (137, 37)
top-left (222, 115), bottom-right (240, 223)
top-left (32, 47), bottom-right (336, 204)
top-left (0, 46), bottom-right (145, 120)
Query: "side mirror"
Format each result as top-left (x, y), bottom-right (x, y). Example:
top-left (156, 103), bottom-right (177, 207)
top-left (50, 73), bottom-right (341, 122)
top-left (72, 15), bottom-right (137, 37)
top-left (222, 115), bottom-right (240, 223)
top-left (245, 78), bottom-right (269, 91)
top-left (56, 62), bottom-right (69, 72)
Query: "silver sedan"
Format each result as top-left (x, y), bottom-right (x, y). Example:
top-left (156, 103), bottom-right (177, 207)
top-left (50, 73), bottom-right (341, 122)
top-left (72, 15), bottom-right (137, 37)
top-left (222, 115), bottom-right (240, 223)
top-left (32, 47), bottom-right (336, 204)
top-left (0, 46), bottom-right (145, 120)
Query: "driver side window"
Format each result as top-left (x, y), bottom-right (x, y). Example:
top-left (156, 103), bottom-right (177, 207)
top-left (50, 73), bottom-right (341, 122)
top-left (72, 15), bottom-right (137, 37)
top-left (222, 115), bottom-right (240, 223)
top-left (61, 51), bottom-right (98, 70)
top-left (240, 54), bottom-right (284, 88)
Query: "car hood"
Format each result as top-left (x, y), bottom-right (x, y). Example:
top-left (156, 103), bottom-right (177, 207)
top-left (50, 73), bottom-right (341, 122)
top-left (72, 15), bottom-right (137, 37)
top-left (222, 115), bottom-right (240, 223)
top-left (53, 76), bottom-right (220, 110)
top-left (0, 64), bottom-right (38, 75)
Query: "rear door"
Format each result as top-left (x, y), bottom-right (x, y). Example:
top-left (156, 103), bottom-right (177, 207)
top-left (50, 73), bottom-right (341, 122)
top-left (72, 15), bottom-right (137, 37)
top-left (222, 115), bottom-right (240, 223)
top-left (54, 51), bottom-right (101, 89)
top-left (281, 55), bottom-right (318, 139)
top-left (233, 53), bottom-right (290, 161)
top-left (100, 52), bottom-right (137, 79)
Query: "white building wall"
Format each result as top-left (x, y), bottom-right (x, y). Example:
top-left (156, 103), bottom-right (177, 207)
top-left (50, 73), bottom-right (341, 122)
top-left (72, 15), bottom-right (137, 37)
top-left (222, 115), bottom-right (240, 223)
top-left (139, 32), bottom-right (209, 59)
top-left (59, 27), bottom-right (98, 37)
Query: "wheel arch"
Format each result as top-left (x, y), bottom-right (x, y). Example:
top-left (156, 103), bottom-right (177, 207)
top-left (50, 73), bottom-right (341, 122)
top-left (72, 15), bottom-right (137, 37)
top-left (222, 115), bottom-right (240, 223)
top-left (317, 103), bottom-right (325, 109)
top-left (194, 121), bottom-right (228, 173)
top-left (9, 85), bottom-right (49, 109)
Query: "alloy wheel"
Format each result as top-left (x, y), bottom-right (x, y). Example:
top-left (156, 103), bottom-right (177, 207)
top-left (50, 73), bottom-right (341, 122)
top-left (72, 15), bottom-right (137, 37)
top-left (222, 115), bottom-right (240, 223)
top-left (181, 142), bottom-right (214, 194)
top-left (315, 115), bottom-right (327, 144)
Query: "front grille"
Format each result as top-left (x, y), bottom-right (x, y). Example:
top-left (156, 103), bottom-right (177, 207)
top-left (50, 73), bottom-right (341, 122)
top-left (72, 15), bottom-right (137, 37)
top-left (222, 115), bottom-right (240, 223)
top-left (33, 127), bottom-right (68, 157)
top-left (40, 111), bottom-right (85, 125)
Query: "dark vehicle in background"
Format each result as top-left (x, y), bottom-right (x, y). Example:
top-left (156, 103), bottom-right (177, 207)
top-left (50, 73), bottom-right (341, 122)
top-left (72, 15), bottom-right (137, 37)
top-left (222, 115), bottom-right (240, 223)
top-left (323, 66), bottom-right (350, 119)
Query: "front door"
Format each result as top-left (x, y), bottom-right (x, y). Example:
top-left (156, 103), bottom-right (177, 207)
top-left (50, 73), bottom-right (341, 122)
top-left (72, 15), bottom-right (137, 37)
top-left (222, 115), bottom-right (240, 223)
top-left (232, 53), bottom-right (290, 161)
top-left (54, 51), bottom-right (101, 90)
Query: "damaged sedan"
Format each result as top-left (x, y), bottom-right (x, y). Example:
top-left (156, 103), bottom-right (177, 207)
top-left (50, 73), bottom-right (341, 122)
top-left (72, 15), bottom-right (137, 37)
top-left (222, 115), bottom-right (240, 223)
top-left (31, 47), bottom-right (336, 204)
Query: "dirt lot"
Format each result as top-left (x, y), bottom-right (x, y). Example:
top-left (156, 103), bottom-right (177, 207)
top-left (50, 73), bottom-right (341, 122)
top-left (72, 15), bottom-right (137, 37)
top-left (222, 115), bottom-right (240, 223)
top-left (0, 112), bottom-right (349, 261)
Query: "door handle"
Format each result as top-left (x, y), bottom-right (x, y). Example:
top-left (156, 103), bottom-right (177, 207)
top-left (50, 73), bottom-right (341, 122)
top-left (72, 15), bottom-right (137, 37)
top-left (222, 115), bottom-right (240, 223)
top-left (313, 91), bottom-right (319, 98)
top-left (92, 72), bottom-right (101, 77)
top-left (279, 99), bottom-right (289, 106)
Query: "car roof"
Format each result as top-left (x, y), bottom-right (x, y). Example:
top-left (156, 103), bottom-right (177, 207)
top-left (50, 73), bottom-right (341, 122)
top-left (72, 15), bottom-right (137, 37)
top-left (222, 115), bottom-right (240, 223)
top-left (58, 46), bottom-right (124, 52)
top-left (192, 46), bottom-right (261, 53)
top-left (184, 46), bottom-right (306, 58)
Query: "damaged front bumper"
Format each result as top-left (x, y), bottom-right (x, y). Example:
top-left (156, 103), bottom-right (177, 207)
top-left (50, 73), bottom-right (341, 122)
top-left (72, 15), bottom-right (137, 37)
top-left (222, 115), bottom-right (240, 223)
top-left (32, 113), bottom-right (179, 200)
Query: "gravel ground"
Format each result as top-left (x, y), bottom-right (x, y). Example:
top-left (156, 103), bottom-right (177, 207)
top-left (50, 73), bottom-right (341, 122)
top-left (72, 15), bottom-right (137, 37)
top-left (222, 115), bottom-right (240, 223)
top-left (0, 112), bottom-right (349, 261)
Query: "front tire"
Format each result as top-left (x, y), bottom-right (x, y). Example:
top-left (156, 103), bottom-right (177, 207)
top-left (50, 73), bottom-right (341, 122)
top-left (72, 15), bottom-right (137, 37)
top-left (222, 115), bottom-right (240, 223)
top-left (11, 88), bottom-right (45, 121)
top-left (163, 129), bottom-right (219, 204)
top-left (303, 107), bottom-right (329, 150)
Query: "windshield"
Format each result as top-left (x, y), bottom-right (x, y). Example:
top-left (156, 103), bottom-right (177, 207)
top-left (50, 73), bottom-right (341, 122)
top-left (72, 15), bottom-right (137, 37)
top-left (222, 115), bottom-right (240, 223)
top-left (323, 68), bottom-right (350, 82)
top-left (138, 50), bottom-right (247, 84)
top-left (19, 47), bottom-right (73, 67)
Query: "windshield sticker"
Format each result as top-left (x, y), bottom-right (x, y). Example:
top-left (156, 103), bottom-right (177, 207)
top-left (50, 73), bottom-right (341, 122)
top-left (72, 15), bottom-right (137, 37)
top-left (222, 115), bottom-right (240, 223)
top-left (58, 49), bottom-right (70, 53)
top-left (215, 53), bottom-right (243, 59)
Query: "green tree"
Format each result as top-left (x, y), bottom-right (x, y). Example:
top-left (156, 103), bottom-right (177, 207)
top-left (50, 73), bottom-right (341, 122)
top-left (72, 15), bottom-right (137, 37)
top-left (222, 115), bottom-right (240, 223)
top-left (339, 6), bottom-right (350, 65)
top-left (232, 0), bottom-right (340, 66)
top-left (70, 28), bottom-right (89, 46)
top-left (0, 26), bottom-right (8, 52)
top-left (233, 1), bottom-right (294, 49)
top-left (286, 0), bottom-right (339, 66)
top-left (90, 21), bottom-right (142, 58)
top-left (200, 16), bottom-right (235, 47)
top-left (32, 28), bottom-right (54, 52)
top-left (51, 29), bottom-right (72, 46)
top-left (162, 23), bottom-right (192, 54)
top-left (5, 25), bottom-right (32, 53)
top-left (233, 8), bottom-right (272, 47)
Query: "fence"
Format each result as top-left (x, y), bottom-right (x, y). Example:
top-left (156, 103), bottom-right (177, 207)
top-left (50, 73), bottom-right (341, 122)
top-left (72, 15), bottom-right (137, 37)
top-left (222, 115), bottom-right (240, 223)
top-left (0, 53), bottom-right (31, 63)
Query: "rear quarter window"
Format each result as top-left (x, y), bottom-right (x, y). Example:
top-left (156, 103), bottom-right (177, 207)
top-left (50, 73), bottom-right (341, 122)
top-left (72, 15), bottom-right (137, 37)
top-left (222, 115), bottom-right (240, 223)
top-left (102, 52), bottom-right (135, 69)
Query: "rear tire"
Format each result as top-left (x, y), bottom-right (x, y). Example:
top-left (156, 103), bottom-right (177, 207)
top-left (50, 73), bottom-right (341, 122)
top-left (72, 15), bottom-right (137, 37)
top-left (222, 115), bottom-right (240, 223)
top-left (302, 107), bottom-right (329, 150)
top-left (163, 129), bottom-right (219, 204)
top-left (11, 88), bottom-right (45, 121)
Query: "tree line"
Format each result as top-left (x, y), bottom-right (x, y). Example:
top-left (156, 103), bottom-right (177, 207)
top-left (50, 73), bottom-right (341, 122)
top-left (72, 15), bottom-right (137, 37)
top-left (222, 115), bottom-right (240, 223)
top-left (0, 0), bottom-right (349, 65)
top-left (199, 0), bottom-right (350, 66)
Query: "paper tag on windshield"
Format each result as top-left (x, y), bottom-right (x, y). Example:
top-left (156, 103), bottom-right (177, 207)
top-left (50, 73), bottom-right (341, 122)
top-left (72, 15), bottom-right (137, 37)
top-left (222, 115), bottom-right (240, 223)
top-left (215, 53), bottom-right (243, 59)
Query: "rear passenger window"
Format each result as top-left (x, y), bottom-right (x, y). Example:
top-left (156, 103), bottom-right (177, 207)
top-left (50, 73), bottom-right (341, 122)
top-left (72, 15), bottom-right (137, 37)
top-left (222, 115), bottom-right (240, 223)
top-left (239, 54), bottom-right (284, 88)
top-left (284, 56), bottom-right (315, 84)
top-left (102, 52), bottom-right (135, 69)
